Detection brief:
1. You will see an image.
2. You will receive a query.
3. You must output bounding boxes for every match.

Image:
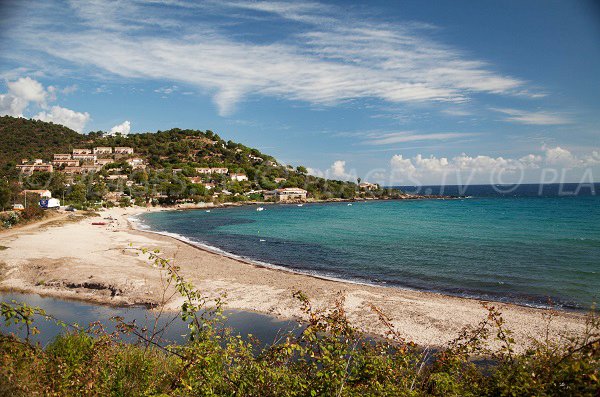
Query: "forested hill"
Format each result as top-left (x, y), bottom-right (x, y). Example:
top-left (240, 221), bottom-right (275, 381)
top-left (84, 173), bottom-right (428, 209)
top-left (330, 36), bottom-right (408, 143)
top-left (0, 116), bottom-right (86, 176)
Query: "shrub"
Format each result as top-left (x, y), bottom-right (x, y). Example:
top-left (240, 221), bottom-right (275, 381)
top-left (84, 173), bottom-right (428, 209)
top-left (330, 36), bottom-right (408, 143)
top-left (1, 250), bottom-right (598, 396)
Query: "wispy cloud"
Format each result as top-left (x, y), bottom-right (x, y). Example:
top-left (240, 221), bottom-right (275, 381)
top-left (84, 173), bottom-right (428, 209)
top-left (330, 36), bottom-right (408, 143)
top-left (364, 131), bottom-right (480, 145)
top-left (5, 0), bottom-right (534, 116)
top-left (491, 107), bottom-right (571, 125)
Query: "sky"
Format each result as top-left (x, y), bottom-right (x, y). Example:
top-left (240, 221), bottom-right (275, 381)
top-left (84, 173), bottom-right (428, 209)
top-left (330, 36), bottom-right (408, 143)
top-left (0, 0), bottom-right (599, 185)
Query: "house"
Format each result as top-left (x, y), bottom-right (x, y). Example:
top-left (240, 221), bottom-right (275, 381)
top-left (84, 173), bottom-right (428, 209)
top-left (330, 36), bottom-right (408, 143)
top-left (53, 154), bottom-right (71, 160)
top-left (359, 182), bottom-right (379, 191)
top-left (114, 147), bottom-right (134, 154)
top-left (230, 173), bottom-right (248, 182)
top-left (274, 177), bottom-right (287, 183)
top-left (81, 165), bottom-right (102, 174)
top-left (95, 159), bottom-right (112, 166)
top-left (127, 158), bottom-right (145, 169)
top-left (72, 148), bottom-right (92, 155)
top-left (16, 163), bottom-right (54, 175)
top-left (188, 176), bottom-right (203, 184)
top-left (63, 166), bottom-right (83, 175)
top-left (20, 189), bottom-right (52, 198)
top-left (248, 154), bottom-right (263, 162)
top-left (266, 160), bottom-right (278, 167)
top-left (172, 168), bottom-right (183, 174)
top-left (72, 153), bottom-right (97, 162)
top-left (204, 183), bottom-right (216, 190)
top-left (52, 159), bottom-right (80, 167)
top-left (93, 147), bottom-right (113, 155)
top-left (263, 188), bottom-right (307, 202)
top-left (195, 167), bottom-right (229, 174)
top-left (106, 174), bottom-right (128, 180)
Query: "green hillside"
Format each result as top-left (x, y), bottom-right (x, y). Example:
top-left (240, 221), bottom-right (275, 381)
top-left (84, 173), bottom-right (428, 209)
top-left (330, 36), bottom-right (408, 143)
top-left (0, 116), bottom-right (86, 178)
top-left (0, 117), bottom-right (400, 209)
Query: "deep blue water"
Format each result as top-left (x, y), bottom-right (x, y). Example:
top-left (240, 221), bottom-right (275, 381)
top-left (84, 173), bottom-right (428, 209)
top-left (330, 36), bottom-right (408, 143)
top-left (139, 184), bottom-right (600, 310)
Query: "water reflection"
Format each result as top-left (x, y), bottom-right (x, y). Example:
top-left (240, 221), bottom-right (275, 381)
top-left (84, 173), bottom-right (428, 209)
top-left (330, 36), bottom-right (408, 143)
top-left (0, 293), bottom-right (303, 348)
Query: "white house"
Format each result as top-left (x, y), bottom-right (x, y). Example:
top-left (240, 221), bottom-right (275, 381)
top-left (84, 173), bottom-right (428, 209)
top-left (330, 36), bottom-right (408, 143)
top-left (263, 188), bottom-right (307, 202)
top-left (230, 173), bottom-right (248, 182)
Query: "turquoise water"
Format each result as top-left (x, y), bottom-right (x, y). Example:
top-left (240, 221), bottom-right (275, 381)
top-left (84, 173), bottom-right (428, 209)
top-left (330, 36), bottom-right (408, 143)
top-left (140, 194), bottom-right (600, 310)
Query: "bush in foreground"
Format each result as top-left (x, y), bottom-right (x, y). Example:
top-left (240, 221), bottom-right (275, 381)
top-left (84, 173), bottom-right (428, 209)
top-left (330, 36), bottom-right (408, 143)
top-left (1, 250), bottom-right (598, 396)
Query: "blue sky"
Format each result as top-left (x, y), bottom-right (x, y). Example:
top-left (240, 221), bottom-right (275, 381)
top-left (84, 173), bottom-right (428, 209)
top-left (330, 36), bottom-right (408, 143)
top-left (1, 0), bottom-right (599, 184)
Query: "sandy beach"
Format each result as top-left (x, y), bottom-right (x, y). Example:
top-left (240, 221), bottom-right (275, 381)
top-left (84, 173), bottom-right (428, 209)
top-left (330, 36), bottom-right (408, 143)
top-left (0, 206), bottom-right (588, 350)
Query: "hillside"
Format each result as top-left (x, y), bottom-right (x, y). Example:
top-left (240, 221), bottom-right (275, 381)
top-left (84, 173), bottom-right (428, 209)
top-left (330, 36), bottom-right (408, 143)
top-left (1, 117), bottom-right (398, 209)
top-left (0, 116), bottom-right (86, 177)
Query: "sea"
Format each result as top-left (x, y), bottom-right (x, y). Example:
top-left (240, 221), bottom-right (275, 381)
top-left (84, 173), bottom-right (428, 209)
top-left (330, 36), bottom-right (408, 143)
top-left (137, 183), bottom-right (600, 311)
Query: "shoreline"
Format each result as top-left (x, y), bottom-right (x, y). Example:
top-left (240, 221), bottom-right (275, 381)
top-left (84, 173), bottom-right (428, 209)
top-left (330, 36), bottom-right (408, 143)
top-left (132, 215), bottom-right (580, 314)
top-left (0, 206), bottom-right (589, 350)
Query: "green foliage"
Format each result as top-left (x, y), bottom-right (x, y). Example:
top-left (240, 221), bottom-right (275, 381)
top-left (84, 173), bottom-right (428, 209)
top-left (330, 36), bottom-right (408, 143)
top-left (2, 116), bottom-right (404, 204)
top-left (0, 116), bottom-right (85, 178)
top-left (1, 249), bottom-right (598, 396)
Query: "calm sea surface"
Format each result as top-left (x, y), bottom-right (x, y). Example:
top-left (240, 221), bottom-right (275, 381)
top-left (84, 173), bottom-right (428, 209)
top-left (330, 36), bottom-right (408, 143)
top-left (139, 184), bottom-right (600, 310)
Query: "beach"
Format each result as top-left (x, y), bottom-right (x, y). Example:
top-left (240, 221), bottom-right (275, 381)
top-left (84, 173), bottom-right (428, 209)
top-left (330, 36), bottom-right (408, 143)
top-left (0, 206), bottom-right (588, 350)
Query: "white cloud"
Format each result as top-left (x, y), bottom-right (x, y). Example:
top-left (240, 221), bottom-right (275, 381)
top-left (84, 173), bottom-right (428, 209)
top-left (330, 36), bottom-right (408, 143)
top-left (108, 120), bottom-right (131, 135)
top-left (0, 94), bottom-right (29, 117)
top-left (0, 76), bottom-right (48, 116)
top-left (154, 85), bottom-right (178, 95)
top-left (8, 1), bottom-right (533, 116)
top-left (0, 77), bottom-right (90, 132)
top-left (308, 160), bottom-right (356, 181)
top-left (34, 105), bottom-right (90, 132)
top-left (365, 131), bottom-right (479, 145)
top-left (389, 146), bottom-right (600, 184)
top-left (491, 108), bottom-right (570, 125)
top-left (7, 77), bottom-right (47, 103)
top-left (330, 160), bottom-right (350, 179)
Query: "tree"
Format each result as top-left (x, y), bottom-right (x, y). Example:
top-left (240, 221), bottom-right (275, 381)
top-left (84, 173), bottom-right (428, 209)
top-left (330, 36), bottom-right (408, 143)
top-left (67, 183), bottom-right (87, 205)
top-left (296, 166), bottom-right (308, 174)
top-left (0, 179), bottom-right (11, 211)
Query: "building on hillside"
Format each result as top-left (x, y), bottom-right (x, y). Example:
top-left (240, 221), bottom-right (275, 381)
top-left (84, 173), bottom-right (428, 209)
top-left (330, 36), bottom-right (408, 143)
top-left (81, 165), bottom-right (102, 174)
top-left (52, 159), bottom-right (80, 167)
top-left (263, 188), bottom-right (307, 202)
top-left (172, 168), bottom-right (183, 174)
top-left (20, 189), bottom-right (52, 198)
top-left (274, 177), bottom-right (287, 183)
top-left (73, 148), bottom-right (92, 155)
top-left (188, 176), bottom-right (203, 184)
top-left (211, 167), bottom-right (228, 174)
top-left (248, 154), bottom-right (263, 162)
top-left (114, 147), bottom-right (134, 154)
top-left (127, 158), bottom-right (146, 169)
top-left (230, 173), bottom-right (248, 182)
top-left (359, 182), bottom-right (379, 191)
top-left (63, 166), bottom-right (83, 175)
top-left (72, 153), bottom-right (97, 162)
top-left (93, 147), bottom-right (113, 155)
top-left (106, 174), bottom-right (128, 180)
top-left (16, 163), bottom-right (54, 176)
top-left (53, 154), bottom-right (71, 160)
top-left (266, 160), bottom-right (278, 167)
top-left (204, 183), bottom-right (216, 190)
top-left (195, 167), bottom-right (211, 174)
top-left (95, 159), bottom-right (112, 166)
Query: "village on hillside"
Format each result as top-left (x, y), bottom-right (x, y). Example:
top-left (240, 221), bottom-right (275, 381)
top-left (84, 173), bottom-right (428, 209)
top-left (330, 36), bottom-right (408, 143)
top-left (12, 143), bottom-right (380, 211)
